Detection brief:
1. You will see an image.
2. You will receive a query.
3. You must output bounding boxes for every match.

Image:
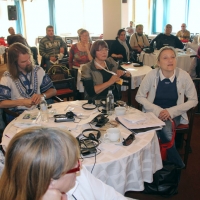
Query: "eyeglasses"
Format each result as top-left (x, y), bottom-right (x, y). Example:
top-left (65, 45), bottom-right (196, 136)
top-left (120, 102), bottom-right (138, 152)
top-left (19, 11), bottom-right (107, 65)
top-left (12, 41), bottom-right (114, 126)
top-left (122, 133), bottom-right (135, 146)
top-left (66, 160), bottom-right (80, 174)
top-left (97, 48), bottom-right (109, 53)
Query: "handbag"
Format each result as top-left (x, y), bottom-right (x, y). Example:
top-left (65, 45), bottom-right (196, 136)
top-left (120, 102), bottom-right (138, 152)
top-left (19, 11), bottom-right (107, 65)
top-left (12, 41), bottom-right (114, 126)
top-left (47, 64), bottom-right (73, 90)
top-left (143, 161), bottom-right (182, 197)
top-left (143, 120), bottom-right (181, 197)
top-left (47, 64), bottom-right (71, 81)
top-left (143, 46), bottom-right (154, 54)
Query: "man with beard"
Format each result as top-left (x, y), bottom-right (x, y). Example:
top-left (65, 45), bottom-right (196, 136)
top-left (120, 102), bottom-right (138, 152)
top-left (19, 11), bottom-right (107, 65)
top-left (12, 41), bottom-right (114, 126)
top-left (0, 43), bottom-right (56, 117)
top-left (129, 24), bottom-right (150, 53)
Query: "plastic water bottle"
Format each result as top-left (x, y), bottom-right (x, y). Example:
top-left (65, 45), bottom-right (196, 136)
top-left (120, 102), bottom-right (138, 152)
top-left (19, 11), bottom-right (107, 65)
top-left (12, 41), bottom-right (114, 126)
top-left (106, 90), bottom-right (114, 115)
top-left (40, 97), bottom-right (49, 122)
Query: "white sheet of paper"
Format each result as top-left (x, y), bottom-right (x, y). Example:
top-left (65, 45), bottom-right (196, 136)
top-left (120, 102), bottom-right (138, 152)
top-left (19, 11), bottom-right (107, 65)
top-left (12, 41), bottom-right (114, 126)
top-left (122, 113), bottom-right (146, 123)
top-left (118, 112), bottom-right (165, 129)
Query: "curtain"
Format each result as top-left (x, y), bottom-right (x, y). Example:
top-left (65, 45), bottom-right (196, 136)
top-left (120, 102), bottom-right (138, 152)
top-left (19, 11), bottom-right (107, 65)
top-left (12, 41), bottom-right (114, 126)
top-left (185, 0), bottom-right (190, 25)
top-left (162, 0), bottom-right (170, 31)
top-left (14, 0), bottom-right (24, 35)
top-left (48, 0), bottom-right (57, 34)
top-left (151, 0), bottom-right (157, 33)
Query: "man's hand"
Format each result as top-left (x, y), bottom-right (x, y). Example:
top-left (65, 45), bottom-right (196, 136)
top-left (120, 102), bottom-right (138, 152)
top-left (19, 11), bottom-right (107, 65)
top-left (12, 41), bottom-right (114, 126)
top-left (60, 47), bottom-right (65, 54)
top-left (50, 56), bottom-right (57, 62)
top-left (21, 99), bottom-right (35, 108)
top-left (31, 94), bottom-right (42, 105)
top-left (159, 109), bottom-right (171, 121)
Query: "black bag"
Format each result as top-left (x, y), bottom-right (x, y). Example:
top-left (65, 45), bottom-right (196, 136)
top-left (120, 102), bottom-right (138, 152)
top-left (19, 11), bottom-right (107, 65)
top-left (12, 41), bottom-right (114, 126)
top-left (143, 46), bottom-right (154, 54)
top-left (143, 161), bottom-right (182, 197)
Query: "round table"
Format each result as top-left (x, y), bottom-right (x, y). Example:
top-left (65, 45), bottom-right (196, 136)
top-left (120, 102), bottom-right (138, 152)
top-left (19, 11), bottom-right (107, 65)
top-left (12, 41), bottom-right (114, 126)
top-left (121, 64), bottom-right (152, 89)
top-left (1, 101), bottom-right (162, 194)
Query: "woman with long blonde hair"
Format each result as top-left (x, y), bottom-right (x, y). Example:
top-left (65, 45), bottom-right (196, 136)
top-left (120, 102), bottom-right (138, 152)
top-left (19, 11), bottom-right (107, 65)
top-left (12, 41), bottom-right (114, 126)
top-left (0, 127), bottom-right (79, 200)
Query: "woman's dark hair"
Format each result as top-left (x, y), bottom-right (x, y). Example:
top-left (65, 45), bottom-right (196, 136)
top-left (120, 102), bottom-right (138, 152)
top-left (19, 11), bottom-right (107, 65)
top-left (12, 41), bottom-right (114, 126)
top-left (90, 40), bottom-right (108, 59)
top-left (7, 34), bottom-right (29, 47)
top-left (116, 29), bottom-right (126, 40)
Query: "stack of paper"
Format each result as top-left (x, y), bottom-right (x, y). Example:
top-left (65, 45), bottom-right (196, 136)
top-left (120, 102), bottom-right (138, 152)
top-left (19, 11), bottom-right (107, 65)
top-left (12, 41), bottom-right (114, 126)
top-left (117, 112), bottom-right (165, 134)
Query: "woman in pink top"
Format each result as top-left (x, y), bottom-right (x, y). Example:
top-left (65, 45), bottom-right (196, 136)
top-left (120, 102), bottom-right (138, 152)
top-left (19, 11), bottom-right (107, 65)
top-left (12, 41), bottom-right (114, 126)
top-left (68, 29), bottom-right (92, 99)
top-left (69, 29), bottom-right (92, 69)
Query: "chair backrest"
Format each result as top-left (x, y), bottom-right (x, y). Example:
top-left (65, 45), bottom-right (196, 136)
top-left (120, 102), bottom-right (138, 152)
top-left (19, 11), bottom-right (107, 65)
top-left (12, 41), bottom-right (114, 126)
top-left (122, 76), bottom-right (132, 106)
top-left (65, 38), bottom-right (73, 45)
top-left (53, 77), bottom-right (76, 100)
top-left (104, 40), bottom-right (115, 52)
top-left (38, 36), bottom-right (44, 44)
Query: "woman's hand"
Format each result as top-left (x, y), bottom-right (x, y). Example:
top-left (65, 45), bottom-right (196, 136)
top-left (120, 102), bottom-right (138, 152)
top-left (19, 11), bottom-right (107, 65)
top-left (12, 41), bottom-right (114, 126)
top-left (42, 189), bottom-right (67, 200)
top-left (159, 109), bottom-right (171, 121)
top-left (109, 75), bottom-right (121, 84)
top-left (116, 70), bottom-right (125, 77)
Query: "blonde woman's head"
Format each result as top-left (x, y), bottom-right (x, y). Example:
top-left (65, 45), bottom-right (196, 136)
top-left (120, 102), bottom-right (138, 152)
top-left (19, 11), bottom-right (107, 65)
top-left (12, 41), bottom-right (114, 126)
top-left (0, 127), bottom-right (79, 200)
top-left (155, 46), bottom-right (177, 72)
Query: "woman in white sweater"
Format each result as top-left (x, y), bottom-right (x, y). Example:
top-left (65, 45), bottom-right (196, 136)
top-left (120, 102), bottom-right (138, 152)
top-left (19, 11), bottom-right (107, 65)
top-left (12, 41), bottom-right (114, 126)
top-left (136, 46), bottom-right (198, 168)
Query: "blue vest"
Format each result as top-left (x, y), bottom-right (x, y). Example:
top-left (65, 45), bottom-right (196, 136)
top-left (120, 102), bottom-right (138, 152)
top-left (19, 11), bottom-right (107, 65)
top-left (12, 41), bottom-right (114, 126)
top-left (153, 77), bottom-right (178, 109)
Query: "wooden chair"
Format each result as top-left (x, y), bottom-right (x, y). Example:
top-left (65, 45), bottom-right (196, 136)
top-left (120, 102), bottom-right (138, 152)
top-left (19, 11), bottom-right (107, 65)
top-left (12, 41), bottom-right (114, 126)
top-left (175, 106), bottom-right (196, 169)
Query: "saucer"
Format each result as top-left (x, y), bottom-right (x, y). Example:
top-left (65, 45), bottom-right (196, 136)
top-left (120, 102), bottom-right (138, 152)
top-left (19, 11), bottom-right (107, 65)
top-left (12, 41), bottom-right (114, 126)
top-left (102, 136), bottom-right (123, 145)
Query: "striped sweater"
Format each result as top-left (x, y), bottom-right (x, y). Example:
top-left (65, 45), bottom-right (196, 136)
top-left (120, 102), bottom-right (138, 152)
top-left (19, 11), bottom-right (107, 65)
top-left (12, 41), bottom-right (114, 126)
top-left (39, 35), bottom-right (66, 59)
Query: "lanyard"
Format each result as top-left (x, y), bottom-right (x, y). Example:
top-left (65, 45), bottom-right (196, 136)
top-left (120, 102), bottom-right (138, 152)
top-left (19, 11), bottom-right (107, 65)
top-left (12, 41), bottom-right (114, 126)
top-left (94, 60), bottom-right (116, 75)
top-left (94, 60), bottom-right (123, 85)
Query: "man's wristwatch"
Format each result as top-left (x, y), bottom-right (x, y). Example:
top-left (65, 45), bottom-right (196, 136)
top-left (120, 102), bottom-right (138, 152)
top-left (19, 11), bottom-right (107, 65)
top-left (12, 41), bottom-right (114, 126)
top-left (42, 93), bottom-right (47, 99)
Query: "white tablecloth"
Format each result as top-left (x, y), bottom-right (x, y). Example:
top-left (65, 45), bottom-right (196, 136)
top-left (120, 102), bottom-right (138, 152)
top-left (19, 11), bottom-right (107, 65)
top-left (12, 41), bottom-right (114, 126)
top-left (140, 50), bottom-right (196, 72)
top-left (77, 64), bottom-right (152, 93)
top-left (0, 45), bottom-right (6, 55)
top-left (121, 64), bottom-right (152, 89)
top-left (1, 101), bottom-right (162, 194)
top-left (83, 130), bottom-right (162, 194)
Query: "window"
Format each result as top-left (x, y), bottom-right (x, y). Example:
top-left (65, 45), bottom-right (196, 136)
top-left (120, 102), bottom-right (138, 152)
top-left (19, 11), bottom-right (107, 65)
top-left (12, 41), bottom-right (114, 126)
top-left (55, 0), bottom-right (103, 37)
top-left (151, 0), bottom-right (200, 35)
top-left (135, 0), bottom-right (149, 34)
top-left (23, 0), bottom-right (49, 46)
top-left (188, 0), bottom-right (200, 34)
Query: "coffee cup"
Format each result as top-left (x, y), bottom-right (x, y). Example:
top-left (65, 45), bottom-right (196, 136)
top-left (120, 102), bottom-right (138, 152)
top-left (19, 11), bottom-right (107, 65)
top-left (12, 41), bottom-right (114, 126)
top-left (115, 107), bottom-right (126, 116)
top-left (104, 128), bottom-right (121, 142)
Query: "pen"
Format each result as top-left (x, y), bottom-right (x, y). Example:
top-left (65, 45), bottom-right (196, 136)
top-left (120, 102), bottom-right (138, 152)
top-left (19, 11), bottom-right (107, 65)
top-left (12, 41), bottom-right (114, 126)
top-left (64, 105), bottom-right (69, 111)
